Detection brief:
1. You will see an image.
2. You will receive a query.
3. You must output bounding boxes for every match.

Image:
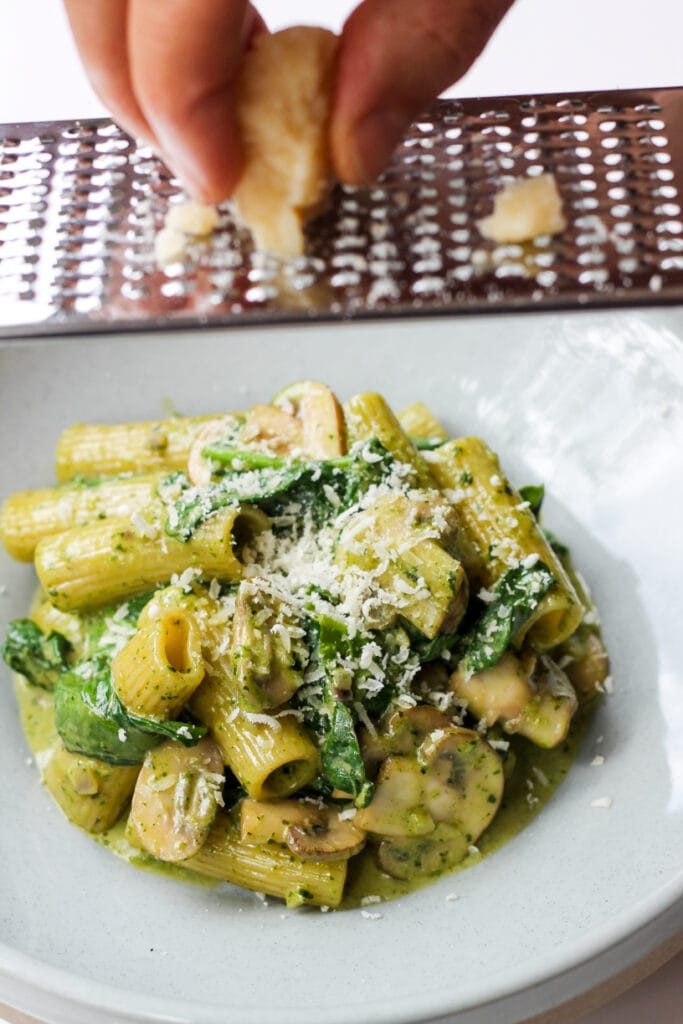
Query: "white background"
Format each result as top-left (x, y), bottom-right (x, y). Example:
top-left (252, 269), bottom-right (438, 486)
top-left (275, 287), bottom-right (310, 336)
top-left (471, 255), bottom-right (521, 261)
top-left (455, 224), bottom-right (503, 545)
top-left (0, 1), bottom-right (681, 1022)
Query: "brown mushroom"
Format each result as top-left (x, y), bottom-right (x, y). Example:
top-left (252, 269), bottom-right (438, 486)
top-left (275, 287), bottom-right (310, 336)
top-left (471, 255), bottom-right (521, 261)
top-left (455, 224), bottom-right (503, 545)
top-left (240, 797), bottom-right (366, 862)
top-left (242, 404), bottom-right (304, 455)
top-left (358, 726), bottom-right (503, 844)
top-left (377, 823), bottom-right (470, 881)
top-left (449, 651), bottom-right (578, 749)
top-left (187, 416), bottom-right (242, 487)
top-left (360, 705), bottom-right (450, 776)
top-left (130, 737), bottom-right (224, 862)
top-left (272, 380), bottom-right (345, 458)
top-left (560, 630), bottom-right (610, 702)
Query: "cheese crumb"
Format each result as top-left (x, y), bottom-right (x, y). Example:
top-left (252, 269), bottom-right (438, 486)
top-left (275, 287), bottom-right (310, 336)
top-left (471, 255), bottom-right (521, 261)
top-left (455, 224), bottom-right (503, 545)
top-left (478, 173), bottom-right (566, 244)
top-left (445, 892), bottom-right (459, 902)
top-left (468, 844), bottom-right (480, 856)
top-left (591, 755), bottom-right (606, 767)
top-left (338, 807), bottom-right (358, 822)
top-left (166, 201), bottom-right (219, 237)
top-left (591, 796), bottom-right (613, 809)
top-left (360, 910), bottom-right (383, 920)
top-left (360, 895), bottom-right (381, 906)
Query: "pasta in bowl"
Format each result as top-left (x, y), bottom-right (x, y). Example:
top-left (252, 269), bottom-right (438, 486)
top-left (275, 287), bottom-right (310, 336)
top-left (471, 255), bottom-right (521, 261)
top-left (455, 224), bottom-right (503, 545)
top-left (0, 381), bottom-right (608, 910)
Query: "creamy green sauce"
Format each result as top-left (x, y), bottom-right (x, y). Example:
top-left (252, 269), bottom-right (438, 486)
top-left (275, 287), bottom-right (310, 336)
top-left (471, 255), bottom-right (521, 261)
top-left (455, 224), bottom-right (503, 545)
top-left (15, 676), bottom-right (590, 909)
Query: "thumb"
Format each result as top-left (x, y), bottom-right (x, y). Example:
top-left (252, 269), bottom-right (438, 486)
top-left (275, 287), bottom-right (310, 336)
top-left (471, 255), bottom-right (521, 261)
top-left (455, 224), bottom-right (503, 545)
top-left (330, 0), bottom-right (514, 185)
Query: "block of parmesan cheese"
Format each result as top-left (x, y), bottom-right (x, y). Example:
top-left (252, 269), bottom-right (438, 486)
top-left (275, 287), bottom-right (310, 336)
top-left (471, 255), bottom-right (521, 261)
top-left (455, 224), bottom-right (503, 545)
top-left (232, 26), bottom-right (339, 259)
top-left (477, 173), bottom-right (566, 244)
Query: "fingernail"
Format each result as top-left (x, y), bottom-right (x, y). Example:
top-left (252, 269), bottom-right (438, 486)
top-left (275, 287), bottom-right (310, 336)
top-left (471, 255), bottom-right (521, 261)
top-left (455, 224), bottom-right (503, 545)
top-left (349, 108), bottom-right (409, 185)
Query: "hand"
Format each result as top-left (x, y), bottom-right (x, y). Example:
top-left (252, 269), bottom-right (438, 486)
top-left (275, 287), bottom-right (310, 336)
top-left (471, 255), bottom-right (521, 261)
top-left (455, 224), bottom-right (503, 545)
top-left (63, 0), bottom-right (266, 201)
top-left (64, 0), bottom-right (514, 199)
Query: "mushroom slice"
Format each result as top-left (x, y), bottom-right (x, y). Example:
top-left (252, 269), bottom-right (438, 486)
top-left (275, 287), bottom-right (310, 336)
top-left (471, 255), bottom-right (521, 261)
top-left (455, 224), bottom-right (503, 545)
top-left (242, 404), bottom-right (304, 455)
top-left (355, 756), bottom-right (434, 838)
top-left (559, 629), bottom-right (610, 703)
top-left (232, 580), bottom-right (303, 711)
top-left (187, 416), bottom-right (243, 487)
top-left (130, 737), bottom-right (224, 863)
top-left (272, 381), bottom-right (345, 458)
top-left (360, 705), bottom-right (450, 775)
top-left (418, 726), bottom-right (504, 844)
top-left (450, 651), bottom-right (534, 727)
top-left (449, 651), bottom-right (578, 749)
top-left (240, 797), bottom-right (366, 862)
top-left (514, 656), bottom-right (578, 748)
top-left (287, 814), bottom-right (366, 863)
top-left (377, 823), bottom-right (470, 881)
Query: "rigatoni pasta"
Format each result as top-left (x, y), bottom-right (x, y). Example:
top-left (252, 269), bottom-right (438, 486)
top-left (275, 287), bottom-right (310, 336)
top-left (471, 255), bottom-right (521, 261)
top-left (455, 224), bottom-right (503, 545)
top-left (1, 381), bottom-right (608, 910)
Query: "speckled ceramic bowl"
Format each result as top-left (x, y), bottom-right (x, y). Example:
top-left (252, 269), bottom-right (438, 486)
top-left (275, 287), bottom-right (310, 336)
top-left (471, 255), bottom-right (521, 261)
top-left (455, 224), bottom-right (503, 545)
top-left (1, 308), bottom-right (682, 1024)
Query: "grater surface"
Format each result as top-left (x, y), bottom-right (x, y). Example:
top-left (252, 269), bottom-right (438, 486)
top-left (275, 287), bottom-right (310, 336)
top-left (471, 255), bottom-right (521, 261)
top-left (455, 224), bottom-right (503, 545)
top-left (1, 87), bottom-right (682, 338)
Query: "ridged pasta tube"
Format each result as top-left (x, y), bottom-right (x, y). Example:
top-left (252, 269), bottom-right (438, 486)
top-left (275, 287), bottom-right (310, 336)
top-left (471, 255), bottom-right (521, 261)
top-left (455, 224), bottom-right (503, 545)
top-left (430, 438), bottom-right (584, 649)
top-left (0, 473), bottom-right (165, 562)
top-left (343, 392), bottom-right (434, 488)
top-left (191, 673), bottom-right (319, 800)
top-left (42, 740), bottom-right (139, 833)
top-left (111, 608), bottom-right (205, 718)
top-left (55, 415), bottom-right (226, 482)
top-left (397, 401), bottom-right (449, 444)
top-left (30, 590), bottom-right (85, 654)
top-left (336, 492), bottom-right (468, 639)
top-left (183, 813), bottom-right (347, 908)
top-left (35, 507), bottom-right (251, 612)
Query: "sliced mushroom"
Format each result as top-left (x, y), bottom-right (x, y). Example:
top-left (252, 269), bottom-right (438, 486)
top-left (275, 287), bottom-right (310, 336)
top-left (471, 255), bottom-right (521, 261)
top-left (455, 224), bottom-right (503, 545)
top-left (240, 797), bottom-right (365, 862)
top-left (357, 726), bottom-right (503, 847)
top-left (449, 651), bottom-right (578, 749)
top-left (355, 756), bottom-right (435, 838)
top-left (559, 629), bottom-right (610, 702)
top-left (377, 822), bottom-right (470, 881)
top-left (272, 381), bottom-right (345, 458)
top-left (360, 705), bottom-right (450, 776)
top-left (232, 580), bottom-right (303, 711)
top-left (450, 651), bottom-right (535, 727)
top-left (242, 404), bottom-right (304, 455)
top-left (187, 416), bottom-right (243, 487)
top-left (130, 737), bottom-right (224, 863)
top-left (515, 656), bottom-right (578, 748)
top-left (418, 726), bottom-right (503, 844)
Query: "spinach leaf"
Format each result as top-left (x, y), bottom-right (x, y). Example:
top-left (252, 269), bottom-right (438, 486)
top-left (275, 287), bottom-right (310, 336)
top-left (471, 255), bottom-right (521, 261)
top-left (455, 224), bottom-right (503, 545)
top-left (311, 614), bottom-right (374, 807)
top-left (1, 619), bottom-right (71, 690)
top-left (321, 702), bottom-right (373, 807)
top-left (410, 436), bottom-right (446, 451)
top-left (411, 629), bottom-right (462, 664)
top-left (518, 484), bottom-right (545, 518)
top-left (544, 529), bottom-right (569, 558)
top-left (459, 561), bottom-right (555, 676)
top-left (163, 439), bottom-right (394, 541)
top-left (55, 658), bottom-right (206, 765)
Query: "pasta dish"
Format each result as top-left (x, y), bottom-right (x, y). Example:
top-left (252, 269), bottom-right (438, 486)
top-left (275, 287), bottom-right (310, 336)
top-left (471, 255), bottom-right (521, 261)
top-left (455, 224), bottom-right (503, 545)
top-left (0, 382), bottom-right (608, 909)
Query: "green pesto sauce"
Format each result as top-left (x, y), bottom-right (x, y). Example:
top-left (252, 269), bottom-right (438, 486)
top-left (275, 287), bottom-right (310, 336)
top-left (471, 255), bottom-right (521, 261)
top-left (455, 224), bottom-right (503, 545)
top-left (16, 675), bottom-right (592, 909)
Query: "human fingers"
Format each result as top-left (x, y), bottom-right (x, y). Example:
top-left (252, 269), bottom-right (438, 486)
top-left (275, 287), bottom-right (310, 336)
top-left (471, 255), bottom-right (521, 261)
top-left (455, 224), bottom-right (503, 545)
top-left (63, 0), bottom-right (155, 144)
top-left (128, 0), bottom-right (266, 201)
top-left (331, 0), bottom-right (514, 184)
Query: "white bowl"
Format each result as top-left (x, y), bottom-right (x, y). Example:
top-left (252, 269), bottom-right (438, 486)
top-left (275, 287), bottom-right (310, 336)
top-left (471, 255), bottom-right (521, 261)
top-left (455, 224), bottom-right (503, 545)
top-left (1, 308), bottom-right (682, 1024)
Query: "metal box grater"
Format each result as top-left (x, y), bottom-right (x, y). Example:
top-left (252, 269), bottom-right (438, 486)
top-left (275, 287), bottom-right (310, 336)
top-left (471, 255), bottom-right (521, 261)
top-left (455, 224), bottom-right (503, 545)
top-left (0, 87), bottom-right (681, 338)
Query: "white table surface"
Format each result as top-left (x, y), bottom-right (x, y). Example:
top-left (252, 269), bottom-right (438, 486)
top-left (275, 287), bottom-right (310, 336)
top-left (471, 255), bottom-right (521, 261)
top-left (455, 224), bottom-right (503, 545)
top-left (0, 1), bottom-right (680, 1022)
